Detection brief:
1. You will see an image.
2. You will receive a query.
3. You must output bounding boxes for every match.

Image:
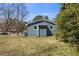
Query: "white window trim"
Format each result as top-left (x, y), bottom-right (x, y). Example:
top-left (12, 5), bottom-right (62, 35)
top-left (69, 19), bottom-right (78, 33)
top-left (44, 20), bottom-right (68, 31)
top-left (50, 25), bottom-right (54, 30)
top-left (33, 25), bottom-right (38, 30)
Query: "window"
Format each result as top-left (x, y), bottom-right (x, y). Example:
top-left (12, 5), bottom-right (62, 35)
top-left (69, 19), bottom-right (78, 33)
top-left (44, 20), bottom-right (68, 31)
top-left (34, 26), bottom-right (37, 30)
top-left (39, 26), bottom-right (47, 29)
top-left (50, 26), bottom-right (54, 30)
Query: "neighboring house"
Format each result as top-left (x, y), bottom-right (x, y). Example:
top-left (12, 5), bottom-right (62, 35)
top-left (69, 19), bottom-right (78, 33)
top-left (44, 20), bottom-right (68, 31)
top-left (0, 21), bottom-right (28, 35)
top-left (25, 20), bottom-right (55, 36)
top-left (0, 23), bottom-right (17, 34)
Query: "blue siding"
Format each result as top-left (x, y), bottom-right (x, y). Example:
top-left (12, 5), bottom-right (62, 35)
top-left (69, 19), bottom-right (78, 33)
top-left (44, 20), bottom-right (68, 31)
top-left (48, 25), bottom-right (55, 35)
top-left (27, 25), bottom-right (39, 36)
top-left (39, 29), bottom-right (47, 36)
top-left (26, 21), bottom-right (55, 36)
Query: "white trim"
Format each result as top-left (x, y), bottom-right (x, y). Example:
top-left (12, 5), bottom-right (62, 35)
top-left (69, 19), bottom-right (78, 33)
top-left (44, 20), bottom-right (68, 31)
top-left (33, 25), bottom-right (38, 30)
top-left (50, 25), bottom-right (54, 30)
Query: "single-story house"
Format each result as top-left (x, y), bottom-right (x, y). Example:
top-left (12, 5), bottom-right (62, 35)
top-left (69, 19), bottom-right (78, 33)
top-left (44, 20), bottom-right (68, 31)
top-left (0, 23), bottom-right (17, 34)
top-left (24, 20), bottom-right (55, 36)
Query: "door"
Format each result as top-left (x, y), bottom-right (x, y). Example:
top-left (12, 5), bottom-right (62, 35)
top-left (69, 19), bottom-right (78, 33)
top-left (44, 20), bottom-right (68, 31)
top-left (39, 29), bottom-right (47, 36)
top-left (39, 25), bottom-right (47, 36)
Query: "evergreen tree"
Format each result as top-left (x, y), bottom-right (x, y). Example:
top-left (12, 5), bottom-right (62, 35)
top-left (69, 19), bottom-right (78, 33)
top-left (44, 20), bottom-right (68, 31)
top-left (44, 16), bottom-right (49, 20)
top-left (55, 4), bottom-right (79, 43)
top-left (33, 15), bottom-right (43, 21)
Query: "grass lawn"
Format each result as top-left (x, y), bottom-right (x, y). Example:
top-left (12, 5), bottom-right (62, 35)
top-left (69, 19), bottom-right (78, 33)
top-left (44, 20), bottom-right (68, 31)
top-left (0, 35), bottom-right (78, 56)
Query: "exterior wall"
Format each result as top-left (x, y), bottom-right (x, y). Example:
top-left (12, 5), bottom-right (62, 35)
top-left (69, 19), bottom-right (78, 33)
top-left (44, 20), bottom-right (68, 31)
top-left (48, 24), bottom-right (55, 35)
top-left (26, 21), bottom-right (55, 36)
top-left (27, 25), bottom-right (39, 36)
top-left (39, 29), bottom-right (47, 36)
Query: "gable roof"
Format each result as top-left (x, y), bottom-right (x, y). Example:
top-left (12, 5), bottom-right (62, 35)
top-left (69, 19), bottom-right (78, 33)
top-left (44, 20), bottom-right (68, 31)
top-left (27, 20), bottom-right (55, 27)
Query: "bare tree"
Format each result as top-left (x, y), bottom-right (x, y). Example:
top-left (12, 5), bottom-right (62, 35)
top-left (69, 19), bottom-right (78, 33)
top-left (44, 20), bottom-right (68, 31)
top-left (0, 3), bottom-right (28, 35)
top-left (15, 3), bottom-right (28, 35)
top-left (0, 3), bottom-right (16, 34)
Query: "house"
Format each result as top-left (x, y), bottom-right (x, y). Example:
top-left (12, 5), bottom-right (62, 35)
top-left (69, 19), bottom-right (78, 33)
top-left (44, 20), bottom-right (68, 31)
top-left (0, 23), bottom-right (17, 34)
top-left (0, 20), bottom-right (28, 35)
top-left (25, 20), bottom-right (55, 36)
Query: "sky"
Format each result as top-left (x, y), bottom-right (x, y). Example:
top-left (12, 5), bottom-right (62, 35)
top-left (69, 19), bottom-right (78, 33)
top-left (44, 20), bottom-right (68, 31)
top-left (26, 3), bottom-right (61, 21)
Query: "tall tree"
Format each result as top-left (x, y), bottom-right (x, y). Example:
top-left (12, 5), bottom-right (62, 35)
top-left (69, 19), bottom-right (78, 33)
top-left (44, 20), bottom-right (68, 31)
top-left (0, 3), bottom-right (28, 34)
top-left (0, 3), bottom-right (15, 34)
top-left (14, 3), bottom-right (28, 34)
top-left (33, 15), bottom-right (43, 21)
top-left (55, 4), bottom-right (79, 43)
top-left (44, 16), bottom-right (49, 20)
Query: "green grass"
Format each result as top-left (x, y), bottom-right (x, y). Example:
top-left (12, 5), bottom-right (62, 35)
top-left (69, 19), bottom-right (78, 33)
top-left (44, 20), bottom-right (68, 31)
top-left (0, 35), bottom-right (78, 56)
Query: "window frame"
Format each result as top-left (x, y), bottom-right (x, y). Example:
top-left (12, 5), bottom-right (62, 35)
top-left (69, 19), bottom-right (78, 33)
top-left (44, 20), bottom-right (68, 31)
top-left (33, 25), bottom-right (38, 30)
top-left (50, 25), bottom-right (54, 30)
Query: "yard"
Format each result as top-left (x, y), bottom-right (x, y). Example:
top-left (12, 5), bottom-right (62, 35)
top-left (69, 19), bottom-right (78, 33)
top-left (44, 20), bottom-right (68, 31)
top-left (0, 35), bottom-right (79, 56)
